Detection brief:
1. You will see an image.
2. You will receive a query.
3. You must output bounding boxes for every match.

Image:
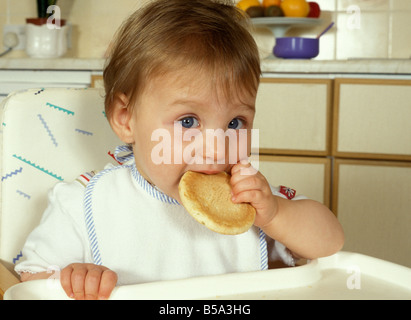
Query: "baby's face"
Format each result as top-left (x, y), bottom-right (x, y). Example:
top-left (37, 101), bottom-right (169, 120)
top-left (128, 70), bottom-right (256, 203)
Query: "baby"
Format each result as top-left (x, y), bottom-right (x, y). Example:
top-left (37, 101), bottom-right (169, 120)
top-left (16, 0), bottom-right (344, 300)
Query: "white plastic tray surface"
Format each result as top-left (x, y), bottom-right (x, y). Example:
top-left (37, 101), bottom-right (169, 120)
top-left (5, 252), bottom-right (411, 300)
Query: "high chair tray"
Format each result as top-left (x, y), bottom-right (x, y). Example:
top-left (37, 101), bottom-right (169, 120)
top-left (5, 252), bottom-right (411, 300)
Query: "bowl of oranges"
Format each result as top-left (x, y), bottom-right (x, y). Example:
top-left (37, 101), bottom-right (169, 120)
top-left (237, 0), bottom-right (323, 58)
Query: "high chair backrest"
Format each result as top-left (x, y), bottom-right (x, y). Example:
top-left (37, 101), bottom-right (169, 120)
top-left (0, 88), bottom-right (123, 268)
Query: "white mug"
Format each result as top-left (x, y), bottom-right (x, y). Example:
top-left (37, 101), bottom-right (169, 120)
top-left (25, 24), bottom-right (68, 58)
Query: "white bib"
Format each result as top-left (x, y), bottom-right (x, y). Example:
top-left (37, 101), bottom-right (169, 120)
top-left (84, 163), bottom-right (267, 285)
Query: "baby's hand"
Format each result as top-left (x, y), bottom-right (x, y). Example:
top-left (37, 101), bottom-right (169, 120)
top-left (60, 263), bottom-right (118, 300)
top-left (230, 162), bottom-right (278, 228)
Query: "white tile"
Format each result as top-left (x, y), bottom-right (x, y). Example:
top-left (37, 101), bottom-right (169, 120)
top-left (337, 0), bottom-right (390, 12)
top-left (315, 0), bottom-right (337, 11)
top-left (390, 12), bottom-right (411, 58)
top-left (336, 11), bottom-right (389, 59)
top-left (390, 0), bottom-right (411, 11)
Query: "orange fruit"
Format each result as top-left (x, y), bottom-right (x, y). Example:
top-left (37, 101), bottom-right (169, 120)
top-left (281, 0), bottom-right (310, 17)
top-left (236, 0), bottom-right (262, 12)
top-left (262, 0), bottom-right (282, 8)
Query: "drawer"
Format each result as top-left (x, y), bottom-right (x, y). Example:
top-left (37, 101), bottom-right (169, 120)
top-left (257, 155), bottom-right (331, 207)
top-left (333, 159), bottom-right (411, 267)
top-left (255, 78), bottom-right (332, 156)
top-left (333, 79), bottom-right (411, 161)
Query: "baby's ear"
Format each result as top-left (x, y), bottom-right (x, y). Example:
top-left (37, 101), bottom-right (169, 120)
top-left (109, 93), bottom-right (135, 144)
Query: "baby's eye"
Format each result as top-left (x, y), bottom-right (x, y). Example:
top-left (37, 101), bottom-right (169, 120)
top-left (178, 117), bottom-right (199, 129)
top-left (228, 118), bottom-right (244, 130)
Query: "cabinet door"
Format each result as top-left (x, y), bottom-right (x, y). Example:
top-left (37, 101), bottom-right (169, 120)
top-left (255, 78), bottom-right (332, 156)
top-left (257, 155), bottom-right (331, 207)
top-left (333, 78), bottom-right (411, 161)
top-left (333, 159), bottom-right (411, 268)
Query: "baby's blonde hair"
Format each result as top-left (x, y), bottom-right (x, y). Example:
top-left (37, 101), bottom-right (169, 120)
top-left (103, 0), bottom-right (261, 119)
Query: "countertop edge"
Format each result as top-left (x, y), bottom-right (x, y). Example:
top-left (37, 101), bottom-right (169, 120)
top-left (261, 58), bottom-right (411, 75)
top-left (1, 58), bottom-right (411, 75)
top-left (0, 58), bottom-right (105, 71)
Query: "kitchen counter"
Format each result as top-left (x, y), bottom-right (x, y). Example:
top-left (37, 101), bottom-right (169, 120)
top-left (262, 58), bottom-right (411, 76)
top-left (1, 57), bottom-right (411, 76)
top-left (0, 58), bottom-right (105, 71)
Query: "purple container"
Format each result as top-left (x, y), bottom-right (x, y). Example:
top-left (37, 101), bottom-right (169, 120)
top-left (274, 37), bottom-right (319, 59)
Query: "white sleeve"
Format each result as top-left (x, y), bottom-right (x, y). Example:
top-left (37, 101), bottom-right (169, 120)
top-left (267, 185), bottom-right (308, 267)
top-left (14, 181), bottom-right (92, 275)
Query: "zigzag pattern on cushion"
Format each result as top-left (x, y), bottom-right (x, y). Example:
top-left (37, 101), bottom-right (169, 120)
top-left (0, 88), bottom-right (123, 265)
top-left (13, 154), bottom-right (64, 181)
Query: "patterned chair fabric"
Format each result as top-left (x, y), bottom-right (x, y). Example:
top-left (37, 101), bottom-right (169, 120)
top-left (0, 88), bottom-right (122, 267)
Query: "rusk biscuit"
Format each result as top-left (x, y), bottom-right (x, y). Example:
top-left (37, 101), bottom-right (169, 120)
top-left (179, 171), bottom-right (256, 235)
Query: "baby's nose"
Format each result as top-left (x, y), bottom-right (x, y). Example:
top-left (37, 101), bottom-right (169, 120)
top-left (203, 129), bottom-right (235, 164)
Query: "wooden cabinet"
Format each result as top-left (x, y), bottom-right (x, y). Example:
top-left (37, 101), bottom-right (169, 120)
top-left (333, 159), bottom-right (411, 267)
top-left (331, 79), bottom-right (411, 267)
top-left (258, 155), bottom-right (331, 207)
top-left (254, 78), bottom-right (333, 207)
top-left (333, 78), bottom-right (411, 161)
top-left (257, 76), bottom-right (411, 267)
top-left (255, 78), bottom-right (333, 156)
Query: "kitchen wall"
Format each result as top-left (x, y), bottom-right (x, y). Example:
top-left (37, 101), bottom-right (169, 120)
top-left (254, 0), bottom-right (411, 60)
top-left (0, 0), bottom-right (149, 58)
top-left (325, 0), bottom-right (411, 59)
top-left (1, 0), bottom-right (411, 60)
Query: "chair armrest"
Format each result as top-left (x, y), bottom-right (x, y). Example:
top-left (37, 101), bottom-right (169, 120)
top-left (0, 263), bottom-right (20, 300)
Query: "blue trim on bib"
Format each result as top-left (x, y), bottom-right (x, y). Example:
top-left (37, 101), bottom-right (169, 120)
top-left (84, 162), bottom-right (180, 264)
top-left (259, 228), bottom-right (268, 270)
top-left (84, 165), bottom-right (130, 265)
top-left (130, 163), bottom-right (180, 205)
top-left (114, 145), bottom-right (134, 164)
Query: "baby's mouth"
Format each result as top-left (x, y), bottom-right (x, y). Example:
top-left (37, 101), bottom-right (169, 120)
top-left (194, 170), bottom-right (221, 175)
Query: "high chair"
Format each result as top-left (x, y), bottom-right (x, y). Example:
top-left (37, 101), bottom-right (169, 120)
top-left (2, 88), bottom-right (411, 300)
top-left (0, 88), bottom-right (122, 299)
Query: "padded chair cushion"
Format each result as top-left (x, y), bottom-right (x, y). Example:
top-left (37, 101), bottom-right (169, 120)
top-left (0, 88), bottom-right (122, 265)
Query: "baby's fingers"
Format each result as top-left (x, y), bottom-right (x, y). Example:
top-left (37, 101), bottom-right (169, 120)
top-left (70, 265), bottom-right (88, 300)
top-left (231, 175), bottom-right (262, 204)
top-left (59, 264), bottom-right (117, 300)
top-left (84, 267), bottom-right (104, 300)
top-left (60, 263), bottom-right (88, 300)
top-left (231, 161), bottom-right (258, 177)
top-left (83, 266), bottom-right (117, 300)
top-left (98, 269), bottom-right (118, 300)
top-left (60, 265), bottom-right (75, 299)
top-left (232, 188), bottom-right (262, 205)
